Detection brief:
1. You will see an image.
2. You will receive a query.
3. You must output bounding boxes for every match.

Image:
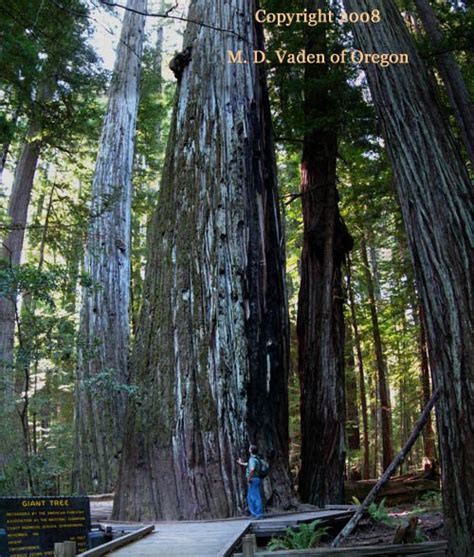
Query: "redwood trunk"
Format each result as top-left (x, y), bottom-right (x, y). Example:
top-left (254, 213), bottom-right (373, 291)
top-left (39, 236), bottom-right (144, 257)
top-left (361, 237), bottom-right (393, 470)
top-left (345, 322), bottom-right (360, 454)
top-left (0, 121), bottom-right (42, 404)
top-left (348, 261), bottom-right (370, 479)
top-left (73, 0), bottom-right (146, 494)
top-left (0, 96), bottom-right (49, 492)
top-left (414, 0), bottom-right (474, 168)
top-left (344, 1), bottom-right (474, 553)
top-left (113, 0), bottom-right (291, 521)
top-left (297, 2), bottom-right (353, 506)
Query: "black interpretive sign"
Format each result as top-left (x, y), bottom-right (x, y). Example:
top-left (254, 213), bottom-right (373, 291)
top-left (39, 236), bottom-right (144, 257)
top-left (0, 497), bottom-right (90, 556)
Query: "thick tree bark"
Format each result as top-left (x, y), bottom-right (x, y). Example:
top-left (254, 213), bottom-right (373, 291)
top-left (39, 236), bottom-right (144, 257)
top-left (113, 0), bottom-right (292, 521)
top-left (360, 237), bottom-right (393, 471)
top-left (344, 1), bottom-right (474, 553)
top-left (73, 0), bottom-right (146, 494)
top-left (348, 261), bottom-right (370, 479)
top-left (297, 2), bottom-right (353, 507)
top-left (414, 0), bottom-right (474, 168)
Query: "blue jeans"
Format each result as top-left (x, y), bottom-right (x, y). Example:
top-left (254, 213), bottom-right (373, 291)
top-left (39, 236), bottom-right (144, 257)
top-left (247, 477), bottom-right (264, 518)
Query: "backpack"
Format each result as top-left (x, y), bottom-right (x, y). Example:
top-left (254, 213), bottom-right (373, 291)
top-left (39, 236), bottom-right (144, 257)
top-left (255, 456), bottom-right (270, 479)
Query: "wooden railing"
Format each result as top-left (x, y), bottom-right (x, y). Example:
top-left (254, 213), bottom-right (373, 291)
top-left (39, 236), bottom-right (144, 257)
top-left (74, 525), bottom-right (155, 556)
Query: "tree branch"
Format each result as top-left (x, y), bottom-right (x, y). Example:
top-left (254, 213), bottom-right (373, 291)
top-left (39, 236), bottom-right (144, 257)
top-left (98, 0), bottom-right (253, 45)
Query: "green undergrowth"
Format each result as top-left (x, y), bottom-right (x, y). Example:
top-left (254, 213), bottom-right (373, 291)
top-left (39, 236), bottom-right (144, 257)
top-left (267, 519), bottom-right (329, 551)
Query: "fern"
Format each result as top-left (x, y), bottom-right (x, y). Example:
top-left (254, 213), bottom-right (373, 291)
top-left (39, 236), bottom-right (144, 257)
top-left (267, 520), bottom-right (329, 551)
top-left (367, 497), bottom-right (395, 525)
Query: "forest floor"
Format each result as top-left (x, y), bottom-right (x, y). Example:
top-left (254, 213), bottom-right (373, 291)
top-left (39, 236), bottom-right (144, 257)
top-left (327, 503), bottom-right (445, 548)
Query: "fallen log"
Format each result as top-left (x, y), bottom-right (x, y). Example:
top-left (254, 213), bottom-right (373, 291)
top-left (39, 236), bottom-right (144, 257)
top-left (345, 478), bottom-right (439, 506)
top-left (332, 387), bottom-right (441, 548)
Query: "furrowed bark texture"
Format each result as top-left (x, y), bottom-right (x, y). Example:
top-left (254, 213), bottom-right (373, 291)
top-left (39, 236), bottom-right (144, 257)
top-left (344, 1), bottom-right (474, 553)
top-left (297, 127), bottom-right (352, 505)
top-left (73, 0), bottom-right (146, 494)
top-left (414, 0), bottom-right (474, 169)
top-left (113, 0), bottom-right (292, 521)
top-left (297, 3), bottom-right (353, 506)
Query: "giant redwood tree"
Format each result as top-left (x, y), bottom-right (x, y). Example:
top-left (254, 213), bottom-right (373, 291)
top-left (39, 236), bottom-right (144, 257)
top-left (297, 0), bottom-right (353, 507)
top-left (73, 0), bottom-right (146, 494)
top-left (113, 0), bottom-right (292, 520)
top-left (344, 1), bottom-right (474, 554)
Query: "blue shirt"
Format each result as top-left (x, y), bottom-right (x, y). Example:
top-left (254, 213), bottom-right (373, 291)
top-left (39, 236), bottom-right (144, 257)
top-left (246, 455), bottom-right (259, 478)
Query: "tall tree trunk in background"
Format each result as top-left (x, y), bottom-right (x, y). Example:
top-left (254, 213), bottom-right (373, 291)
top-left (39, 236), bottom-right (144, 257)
top-left (360, 237), bottom-right (393, 471)
top-left (414, 0), bottom-right (474, 168)
top-left (397, 331), bottom-right (412, 473)
top-left (73, 0), bottom-right (146, 494)
top-left (418, 305), bottom-right (435, 460)
top-left (0, 115), bottom-right (43, 484)
top-left (297, 1), bottom-right (353, 507)
top-left (344, 1), bottom-right (474, 553)
top-left (348, 261), bottom-right (370, 479)
top-left (113, 0), bottom-right (292, 521)
top-left (345, 320), bottom-right (361, 464)
top-left (0, 118), bottom-right (42, 407)
top-left (370, 372), bottom-right (379, 478)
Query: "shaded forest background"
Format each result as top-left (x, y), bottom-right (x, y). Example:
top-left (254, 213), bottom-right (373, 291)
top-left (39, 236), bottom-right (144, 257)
top-left (0, 0), bottom-right (472, 552)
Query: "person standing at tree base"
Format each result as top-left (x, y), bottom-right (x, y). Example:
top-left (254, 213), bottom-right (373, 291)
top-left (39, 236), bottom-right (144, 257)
top-left (237, 444), bottom-right (265, 519)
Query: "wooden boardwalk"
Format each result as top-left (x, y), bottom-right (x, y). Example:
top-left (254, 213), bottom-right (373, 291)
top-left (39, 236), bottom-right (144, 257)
top-left (107, 519), bottom-right (251, 557)
top-left (101, 510), bottom-right (355, 557)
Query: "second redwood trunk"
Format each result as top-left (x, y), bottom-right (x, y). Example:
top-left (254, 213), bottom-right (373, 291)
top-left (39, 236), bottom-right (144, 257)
top-left (297, 7), bottom-right (353, 505)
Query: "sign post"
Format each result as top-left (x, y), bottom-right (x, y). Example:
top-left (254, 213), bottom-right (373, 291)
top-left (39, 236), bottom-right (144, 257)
top-left (0, 497), bottom-right (90, 556)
